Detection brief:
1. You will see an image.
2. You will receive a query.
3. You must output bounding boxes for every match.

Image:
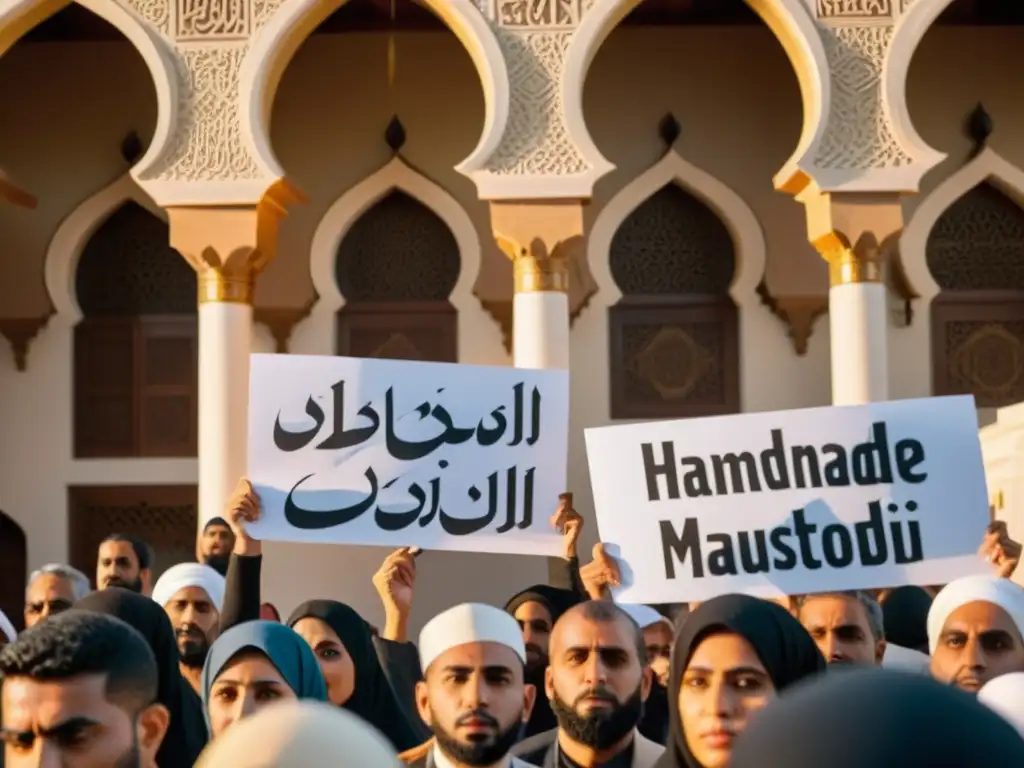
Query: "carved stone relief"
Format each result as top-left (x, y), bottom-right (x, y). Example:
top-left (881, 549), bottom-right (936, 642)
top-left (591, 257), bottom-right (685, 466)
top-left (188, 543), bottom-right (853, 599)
top-left (128, 0), bottom-right (285, 182)
top-left (813, 24), bottom-right (910, 170)
top-left (477, 0), bottom-right (593, 176)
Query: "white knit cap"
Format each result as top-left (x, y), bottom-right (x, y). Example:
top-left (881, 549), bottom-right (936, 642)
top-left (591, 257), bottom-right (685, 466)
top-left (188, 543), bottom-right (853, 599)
top-left (979, 673), bottom-right (1024, 738)
top-left (419, 602), bottom-right (526, 672)
top-left (151, 563), bottom-right (226, 613)
top-left (0, 609), bottom-right (16, 643)
top-left (927, 575), bottom-right (1024, 654)
top-left (617, 603), bottom-right (673, 631)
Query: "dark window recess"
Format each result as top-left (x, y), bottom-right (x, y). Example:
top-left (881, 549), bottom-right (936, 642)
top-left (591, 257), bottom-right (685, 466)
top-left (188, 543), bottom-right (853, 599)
top-left (74, 317), bottom-right (198, 458)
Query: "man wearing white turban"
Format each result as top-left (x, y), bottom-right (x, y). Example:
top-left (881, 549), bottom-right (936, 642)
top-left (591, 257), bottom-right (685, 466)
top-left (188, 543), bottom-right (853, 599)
top-left (151, 562), bottom-right (226, 693)
top-left (400, 603), bottom-right (538, 768)
top-left (927, 574), bottom-right (1024, 692)
top-left (195, 700), bottom-right (402, 767)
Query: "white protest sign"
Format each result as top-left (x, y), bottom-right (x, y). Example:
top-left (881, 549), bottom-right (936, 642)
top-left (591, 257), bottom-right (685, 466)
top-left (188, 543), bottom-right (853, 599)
top-left (247, 354), bottom-right (569, 556)
top-left (585, 396), bottom-right (991, 604)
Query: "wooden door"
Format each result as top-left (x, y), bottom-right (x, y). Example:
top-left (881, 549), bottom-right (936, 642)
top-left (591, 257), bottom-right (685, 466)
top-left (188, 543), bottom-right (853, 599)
top-left (67, 485), bottom-right (198, 586)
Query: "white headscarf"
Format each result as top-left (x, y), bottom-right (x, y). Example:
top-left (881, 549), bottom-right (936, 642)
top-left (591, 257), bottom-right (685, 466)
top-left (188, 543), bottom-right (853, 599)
top-left (195, 700), bottom-right (402, 767)
top-left (927, 575), bottom-right (1024, 654)
top-left (0, 609), bottom-right (16, 643)
top-left (979, 673), bottom-right (1024, 738)
top-left (151, 562), bottom-right (226, 613)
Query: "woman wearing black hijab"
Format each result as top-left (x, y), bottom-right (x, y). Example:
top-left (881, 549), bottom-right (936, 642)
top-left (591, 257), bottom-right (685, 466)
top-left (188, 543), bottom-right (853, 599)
top-left (77, 588), bottom-right (206, 767)
top-left (654, 594), bottom-right (825, 768)
top-left (730, 668), bottom-right (1024, 767)
top-left (287, 599), bottom-right (419, 752)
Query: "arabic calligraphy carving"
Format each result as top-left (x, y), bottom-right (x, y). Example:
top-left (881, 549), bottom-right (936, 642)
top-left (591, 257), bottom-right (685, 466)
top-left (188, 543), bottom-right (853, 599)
top-left (274, 381), bottom-right (543, 535)
top-left (816, 0), bottom-right (893, 19)
top-left (496, 0), bottom-right (586, 28)
top-left (177, 0), bottom-right (250, 40)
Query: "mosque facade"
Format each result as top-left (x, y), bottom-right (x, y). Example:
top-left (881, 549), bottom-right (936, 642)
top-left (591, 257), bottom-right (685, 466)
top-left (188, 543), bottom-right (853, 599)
top-left (1, 0), bottom-right (1023, 630)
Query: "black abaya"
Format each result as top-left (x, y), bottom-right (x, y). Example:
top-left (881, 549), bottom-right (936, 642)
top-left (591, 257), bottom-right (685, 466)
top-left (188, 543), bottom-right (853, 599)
top-left (287, 599), bottom-right (419, 752)
top-left (76, 588), bottom-right (206, 768)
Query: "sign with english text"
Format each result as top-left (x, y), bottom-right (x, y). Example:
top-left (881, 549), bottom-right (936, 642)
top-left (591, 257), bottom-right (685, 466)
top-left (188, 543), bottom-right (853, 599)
top-left (247, 354), bottom-right (569, 555)
top-left (585, 396), bottom-right (991, 604)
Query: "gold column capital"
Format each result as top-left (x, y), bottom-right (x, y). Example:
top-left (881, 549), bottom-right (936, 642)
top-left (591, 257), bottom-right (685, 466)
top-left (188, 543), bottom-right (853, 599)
top-left (798, 187), bottom-right (903, 288)
top-left (488, 200), bottom-right (586, 295)
top-left (812, 231), bottom-right (885, 286)
top-left (497, 235), bottom-right (570, 293)
top-left (167, 179), bottom-right (306, 306)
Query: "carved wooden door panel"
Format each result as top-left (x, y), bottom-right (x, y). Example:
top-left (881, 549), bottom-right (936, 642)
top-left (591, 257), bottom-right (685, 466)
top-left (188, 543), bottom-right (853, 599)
top-left (0, 512), bottom-right (27, 633)
top-left (67, 485), bottom-right (198, 587)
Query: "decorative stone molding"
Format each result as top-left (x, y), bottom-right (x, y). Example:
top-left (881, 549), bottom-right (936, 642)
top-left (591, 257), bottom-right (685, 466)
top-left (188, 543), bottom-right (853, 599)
top-left (238, 0), bottom-right (508, 201)
top-left (0, 312), bottom-right (53, 371)
top-left (556, 0), bottom-right (834, 200)
top-left (45, 173), bottom-right (167, 323)
top-left (254, 299), bottom-right (315, 353)
top-left (900, 147), bottom-right (1024, 307)
top-left (307, 155), bottom-right (499, 365)
top-left (807, 0), bottom-right (949, 192)
top-left (755, 282), bottom-right (828, 356)
top-left (471, 0), bottom-right (596, 198)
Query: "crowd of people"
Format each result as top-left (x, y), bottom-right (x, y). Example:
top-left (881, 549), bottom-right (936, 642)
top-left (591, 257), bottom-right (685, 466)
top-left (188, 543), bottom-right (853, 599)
top-left (3, 481), bottom-right (1024, 766)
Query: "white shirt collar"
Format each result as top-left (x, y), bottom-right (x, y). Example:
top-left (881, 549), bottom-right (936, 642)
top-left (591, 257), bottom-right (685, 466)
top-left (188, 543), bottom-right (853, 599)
top-left (430, 743), bottom-right (512, 768)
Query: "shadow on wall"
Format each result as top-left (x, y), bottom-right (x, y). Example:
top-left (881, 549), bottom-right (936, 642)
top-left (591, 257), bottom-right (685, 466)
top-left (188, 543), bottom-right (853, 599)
top-left (0, 511), bottom-right (27, 632)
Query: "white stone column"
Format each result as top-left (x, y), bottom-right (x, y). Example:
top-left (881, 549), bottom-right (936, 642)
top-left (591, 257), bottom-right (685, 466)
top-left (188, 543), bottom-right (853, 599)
top-left (827, 251), bottom-right (889, 406)
top-left (513, 289), bottom-right (569, 370)
top-left (197, 291), bottom-right (253, 524)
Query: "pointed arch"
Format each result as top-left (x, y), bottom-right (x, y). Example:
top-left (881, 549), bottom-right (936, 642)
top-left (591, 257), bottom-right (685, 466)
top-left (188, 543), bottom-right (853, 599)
top-left (901, 148), bottom-right (1024, 303)
top-left (45, 173), bottom-right (167, 322)
top-left (308, 156), bottom-right (499, 365)
top-left (563, 0), bottom-right (829, 195)
top-left (590, 150), bottom-right (766, 308)
top-left (0, 0), bottom-right (178, 181)
top-left (237, 0), bottom-right (508, 185)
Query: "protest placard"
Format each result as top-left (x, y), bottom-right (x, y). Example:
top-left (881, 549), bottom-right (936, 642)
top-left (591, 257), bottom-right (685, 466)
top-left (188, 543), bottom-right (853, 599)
top-left (585, 396), bottom-right (991, 604)
top-left (246, 354), bottom-right (569, 556)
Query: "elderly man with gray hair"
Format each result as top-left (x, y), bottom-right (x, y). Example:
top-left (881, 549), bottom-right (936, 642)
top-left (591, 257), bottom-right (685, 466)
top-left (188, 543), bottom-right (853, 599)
top-left (23, 563), bottom-right (91, 629)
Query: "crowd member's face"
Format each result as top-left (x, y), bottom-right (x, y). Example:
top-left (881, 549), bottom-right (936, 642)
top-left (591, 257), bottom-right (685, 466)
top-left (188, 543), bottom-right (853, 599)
top-left (513, 601), bottom-right (553, 671)
top-left (1, 673), bottom-right (168, 768)
top-left (206, 650), bottom-right (296, 737)
top-left (930, 600), bottom-right (1024, 692)
top-left (291, 617), bottom-right (356, 706)
top-left (96, 541), bottom-right (144, 593)
top-left (201, 524), bottom-right (234, 558)
top-left (643, 622), bottom-right (673, 687)
top-left (163, 587), bottom-right (219, 669)
top-left (546, 613), bottom-right (651, 751)
top-left (24, 574), bottom-right (77, 628)
top-left (799, 595), bottom-right (883, 665)
top-left (417, 641), bottom-right (535, 766)
top-left (679, 632), bottom-right (776, 768)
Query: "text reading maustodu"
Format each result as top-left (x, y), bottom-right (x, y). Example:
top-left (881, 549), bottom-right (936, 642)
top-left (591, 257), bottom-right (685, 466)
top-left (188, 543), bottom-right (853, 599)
top-left (585, 396), bottom-right (991, 604)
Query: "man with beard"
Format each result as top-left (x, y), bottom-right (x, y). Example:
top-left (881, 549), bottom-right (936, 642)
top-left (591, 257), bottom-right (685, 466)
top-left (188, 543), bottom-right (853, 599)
top-left (23, 563), bottom-right (91, 628)
top-left (0, 610), bottom-right (169, 768)
top-left (96, 534), bottom-right (154, 595)
top-left (400, 603), bottom-right (538, 768)
top-left (513, 601), bottom-right (663, 768)
top-left (151, 562), bottom-right (225, 694)
top-left (196, 517), bottom-right (235, 576)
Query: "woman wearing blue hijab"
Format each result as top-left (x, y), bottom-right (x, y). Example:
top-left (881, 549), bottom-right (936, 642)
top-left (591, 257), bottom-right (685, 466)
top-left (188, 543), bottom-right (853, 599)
top-left (202, 620), bottom-right (327, 738)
